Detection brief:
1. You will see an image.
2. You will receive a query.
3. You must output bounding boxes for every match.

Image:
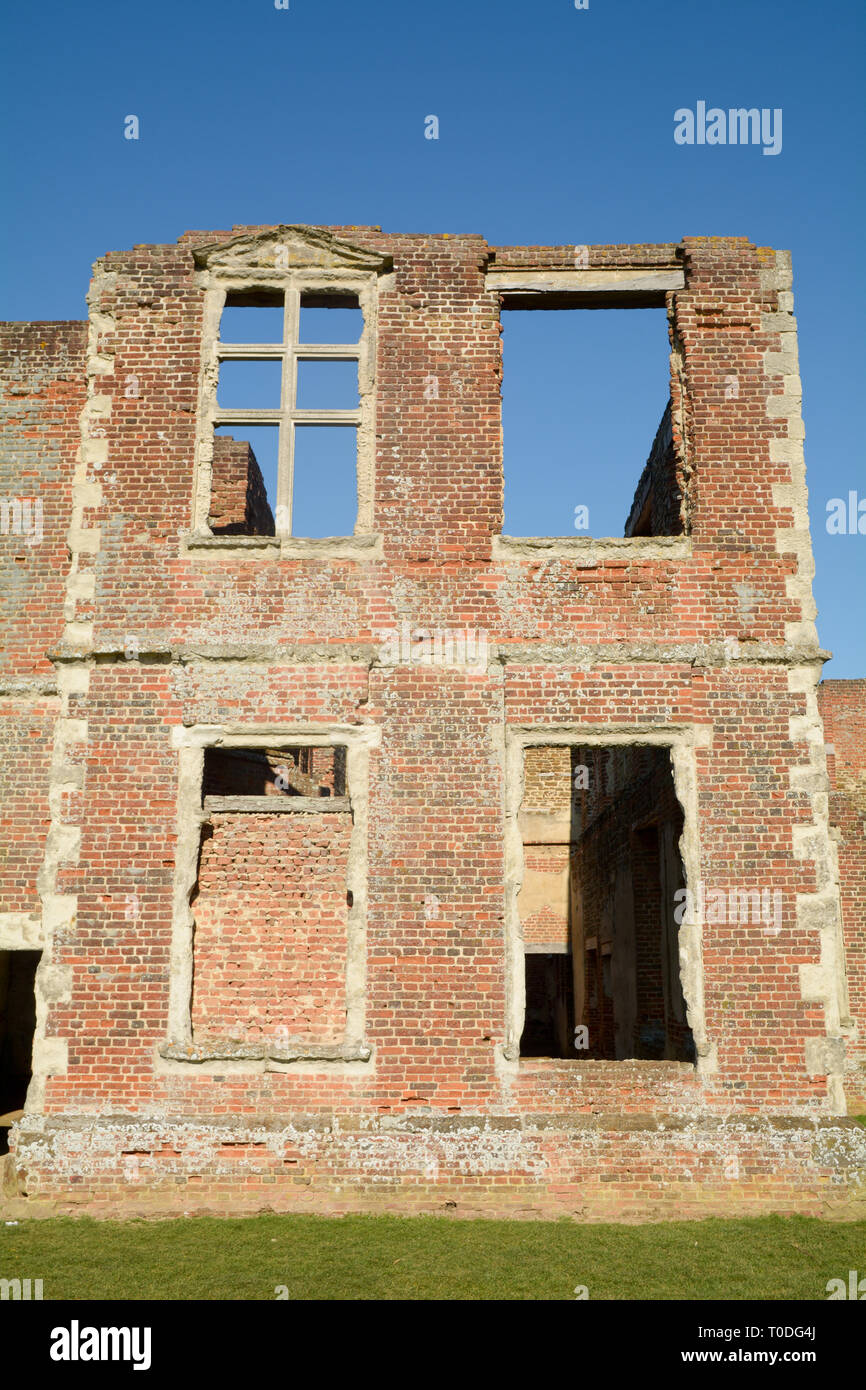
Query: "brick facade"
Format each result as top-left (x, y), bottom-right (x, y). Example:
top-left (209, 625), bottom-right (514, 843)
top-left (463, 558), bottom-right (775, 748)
top-left (819, 680), bottom-right (866, 1110)
top-left (0, 226), bottom-right (864, 1219)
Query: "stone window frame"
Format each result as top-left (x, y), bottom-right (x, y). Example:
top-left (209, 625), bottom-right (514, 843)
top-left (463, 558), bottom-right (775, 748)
top-left (187, 267), bottom-right (381, 561)
top-left (159, 722), bottom-right (380, 1075)
top-left (501, 723), bottom-right (714, 1074)
top-left (488, 266), bottom-right (693, 560)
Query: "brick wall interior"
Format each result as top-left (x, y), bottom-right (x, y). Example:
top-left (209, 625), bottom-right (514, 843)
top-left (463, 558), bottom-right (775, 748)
top-left (208, 436), bottom-right (275, 537)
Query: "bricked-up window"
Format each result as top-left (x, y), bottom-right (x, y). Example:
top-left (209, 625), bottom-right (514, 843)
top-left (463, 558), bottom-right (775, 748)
top-left (501, 308), bottom-right (683, 539)
top-left (190, 744), bottom-right (352, 1052)
top-left (210, 290), bottom-right (362, 537)
top-left (164, 724), bottom-right (373, 1069)
top-left (518, 744), bottom-right (694, 1062)
top-left (0, 949), bottom-right (40, 1153)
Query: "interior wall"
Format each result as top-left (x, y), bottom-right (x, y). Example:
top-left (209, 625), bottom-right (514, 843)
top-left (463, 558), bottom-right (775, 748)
top-left (519, 744), bottom-right (694, 1062)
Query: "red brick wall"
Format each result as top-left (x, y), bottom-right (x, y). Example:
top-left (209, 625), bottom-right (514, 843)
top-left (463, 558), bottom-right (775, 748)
top-left (208, 436), bottom-right (274, 536)
top-left (191, 812), bottom-right (351, 1045)
top-left (625, 405), bottom-right (683, 537)
top-left (819, 679), bottom-right (866, 1110)
top-left (0, 321), bottom-right (85, 679)
top-left (0, 700), bottom-right (58, 916)
top-left (0, 321), bottom-right (84, 920)
top-left (523, 746), bottom-right (572, 811)
top-left (520, 844), bottom-right (571, 948)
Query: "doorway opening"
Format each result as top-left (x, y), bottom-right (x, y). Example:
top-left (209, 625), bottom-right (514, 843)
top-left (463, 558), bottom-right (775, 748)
top-left (518, 744), bottom-right (694, 1061)
top-left (0, 950), bottom-right (40, 1153)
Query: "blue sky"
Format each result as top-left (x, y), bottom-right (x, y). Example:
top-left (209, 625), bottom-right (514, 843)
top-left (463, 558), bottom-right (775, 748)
top-left (2, 0), bottom-right (863, 672)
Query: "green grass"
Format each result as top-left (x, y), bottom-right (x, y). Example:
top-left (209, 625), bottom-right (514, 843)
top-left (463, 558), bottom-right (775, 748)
top-left (2, 1213), bottom-right (864, 1300)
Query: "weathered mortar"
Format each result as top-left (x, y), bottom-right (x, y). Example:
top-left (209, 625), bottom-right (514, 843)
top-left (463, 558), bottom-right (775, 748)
top-left (8, 1112), bottom-right (865, 1222)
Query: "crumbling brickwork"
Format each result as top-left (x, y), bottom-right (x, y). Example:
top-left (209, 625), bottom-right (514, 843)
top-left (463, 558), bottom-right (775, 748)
top-left (0, 226), bottom-right (864, 1219)
top-left (0, 322), bottom-right (85, 930)
top-left (625, 404), bottom-right (683, 538)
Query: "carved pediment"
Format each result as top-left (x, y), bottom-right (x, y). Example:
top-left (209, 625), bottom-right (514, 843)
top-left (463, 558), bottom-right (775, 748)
top-left (193, 225), bottom-right (391, 275)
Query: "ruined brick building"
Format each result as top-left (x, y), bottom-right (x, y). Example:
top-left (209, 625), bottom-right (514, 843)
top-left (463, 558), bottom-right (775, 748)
top-left (1, 226), bottom-right (864, 1218)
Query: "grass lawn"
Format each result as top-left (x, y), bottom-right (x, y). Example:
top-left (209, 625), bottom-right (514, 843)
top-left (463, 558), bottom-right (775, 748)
top-left (2, 1212), bottom-right (864, 1300)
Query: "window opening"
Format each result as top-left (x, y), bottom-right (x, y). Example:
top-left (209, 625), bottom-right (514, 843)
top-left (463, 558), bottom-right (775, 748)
top-left (501, 308), bottom-right (680, 539)
top-left (209, 291), bottom-right (363, 537)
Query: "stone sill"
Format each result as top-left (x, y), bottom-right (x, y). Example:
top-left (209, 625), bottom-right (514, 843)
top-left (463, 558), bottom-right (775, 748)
top-left (493, 535), bottom-right (692, 563)
top-left (183, 532), bottom-right (384, 562)
top-left (517, 1057), bottom-right (697, 1075)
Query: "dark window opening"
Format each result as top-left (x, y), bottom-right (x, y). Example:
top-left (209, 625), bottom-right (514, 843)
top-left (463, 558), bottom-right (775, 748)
top-left (520, 953), bottom-right (575, 1058)
top-left (519, 743), bottom-right (695, 1062)
top-left (629, 492), bottom-right (654, 538)
top-left (202, 746), bottom-right (347, 800)
top-left (0, 950), bottom-right (40, 1153)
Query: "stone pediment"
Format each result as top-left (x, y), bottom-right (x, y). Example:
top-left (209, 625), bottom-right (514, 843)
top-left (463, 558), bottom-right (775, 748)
top-left (193, 225), bottom-right (391, 275)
